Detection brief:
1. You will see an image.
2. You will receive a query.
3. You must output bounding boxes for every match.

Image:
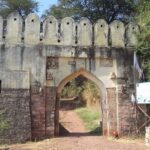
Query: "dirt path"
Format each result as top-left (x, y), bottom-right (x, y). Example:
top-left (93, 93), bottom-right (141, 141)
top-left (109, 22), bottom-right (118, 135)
top-left (2, 110), bottom-right (149, 150)
top-left (59, 109), bottom-right (87, 133)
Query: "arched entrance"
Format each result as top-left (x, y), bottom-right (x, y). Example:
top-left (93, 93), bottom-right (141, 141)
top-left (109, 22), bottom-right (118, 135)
top-left (55, 68), bottom-right (109, 136)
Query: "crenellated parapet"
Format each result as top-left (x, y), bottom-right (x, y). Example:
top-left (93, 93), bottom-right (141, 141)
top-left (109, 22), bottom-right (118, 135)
top-left (0, 12), bottom-right (139, 47)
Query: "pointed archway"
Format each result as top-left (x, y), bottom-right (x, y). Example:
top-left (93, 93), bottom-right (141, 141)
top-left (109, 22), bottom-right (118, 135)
top-left (55, 68), bottom-right (110, 136)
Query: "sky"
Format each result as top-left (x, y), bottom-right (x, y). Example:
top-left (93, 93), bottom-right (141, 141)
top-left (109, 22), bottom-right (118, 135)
top-left (37, 0), bottom-right (58, 16)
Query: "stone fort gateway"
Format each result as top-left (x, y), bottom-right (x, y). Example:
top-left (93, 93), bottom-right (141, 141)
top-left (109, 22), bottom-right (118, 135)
top-left (0, 12), bottom-right (147, 144)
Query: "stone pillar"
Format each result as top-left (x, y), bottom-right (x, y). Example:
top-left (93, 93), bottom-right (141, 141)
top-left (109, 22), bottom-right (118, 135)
top-left (45, 86), bottom-right (57, 137)
top-left (31, 86), bottom-right (46, 140)
top-left (107, 88), bottom-right (117, 135)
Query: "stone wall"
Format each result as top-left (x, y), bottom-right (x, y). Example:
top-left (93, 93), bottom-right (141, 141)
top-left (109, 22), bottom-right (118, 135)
top-left (106, 88), bottom-right (117, 135)
top-left (0, 70), bottom-right (31, 144)
top-left (0, 89), bottom-right (31, 144)
top-left (0, 12), bottom-right (147, 144)
top-left (31, 86), bottom-right (57, 140)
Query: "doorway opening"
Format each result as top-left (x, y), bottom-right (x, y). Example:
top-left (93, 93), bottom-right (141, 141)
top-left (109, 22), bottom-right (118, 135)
top-left (56, 69), bottom-right (107, 136)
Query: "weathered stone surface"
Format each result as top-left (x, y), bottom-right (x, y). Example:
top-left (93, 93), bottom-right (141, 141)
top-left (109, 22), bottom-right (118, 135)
top-left (31, 86), bottom-right (46, 140)
top-left (78, 18), bottom-right (92, 47)
top-left (43, 16), bottom-right (59, 45)
top-left (6, 12), bottom-right (22, 44)
top-left (106, 88), bottom-right (117, 135)
top-left (118, 92), bottom-right (146, 135)
top-left (45, 87), bottom-right (57, 137)
top-left (0, 70), bottom-right (29, 89)
top-left (0, 89), bottom-right (31, 144)
top-left (61, 17), bottom-right (76, 46)
top-left (94, 19), bottom-right (108, 47)
top-left (110, 20), bottom-right (125, 47)
top-left (126, 22), bottom-right (139, 47)
top-left (31, 86), bottom-right (57, 140)
top-left (0, 15), bottom-right (3, 43)
top-left (100, 58), bottom-right (113, 67)
top-left (0, 13), bottom-right (146, 144)
top-left (24, 13), bottom-right (40, 45)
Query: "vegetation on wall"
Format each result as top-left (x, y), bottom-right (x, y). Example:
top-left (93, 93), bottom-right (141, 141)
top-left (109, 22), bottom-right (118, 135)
top-left (135, 0), bottom-right (150, 81)
top-left (0, 110), bottom-right (9, 134)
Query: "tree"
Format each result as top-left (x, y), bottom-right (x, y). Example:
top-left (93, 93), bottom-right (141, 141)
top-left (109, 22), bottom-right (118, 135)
top-left (0, 0), bottom-right (38, 18)
top-left (43, 0), bottom-right (136, 23)
top-left (136, 0), bottom-right (150, 81)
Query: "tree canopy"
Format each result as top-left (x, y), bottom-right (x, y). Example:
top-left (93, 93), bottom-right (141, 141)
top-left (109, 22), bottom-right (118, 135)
top-left (0, 0), bottom-right (38, 18)
top-left (136, 0), bottom-right (150, 81)
top-left (43, 0), bottom-right (136, 23)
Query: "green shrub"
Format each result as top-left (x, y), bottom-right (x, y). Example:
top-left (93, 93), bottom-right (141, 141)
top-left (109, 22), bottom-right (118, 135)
top-left (0, 110), bottom-right (9, 134)
top-left (75, 107), bottom-right (102, 135)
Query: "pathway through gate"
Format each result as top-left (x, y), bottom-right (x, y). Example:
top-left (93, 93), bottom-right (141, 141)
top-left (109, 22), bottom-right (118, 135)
top-left (55, 69), bottom-right (107, 136)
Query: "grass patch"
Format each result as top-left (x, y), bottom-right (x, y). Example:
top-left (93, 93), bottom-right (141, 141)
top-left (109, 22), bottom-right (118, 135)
top-left (75, 107), bottom-right (102, 135)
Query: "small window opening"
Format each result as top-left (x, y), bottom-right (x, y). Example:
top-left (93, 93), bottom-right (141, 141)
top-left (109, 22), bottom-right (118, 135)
top-left (50, 21), bottom-right (53, 24)
top-left (132, 27), bottom-right (135, 30)
top-left (117, 26), bottom-right (119, 29)
top-left (58, 39), bottom-right (61, 43)
top-left (100, 24), bottom-right (103, 27)
top-left (14, 18), bottom-right (17, 21)
top-left (67, 22), bottom-right (70, 25)
top-left (31, 19), bottom-right (34, 22)
top-left (84, 23), bottom-right (86, 26)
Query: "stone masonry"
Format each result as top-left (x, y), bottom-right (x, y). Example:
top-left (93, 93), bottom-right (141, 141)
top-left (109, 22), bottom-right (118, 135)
top-left (0, 11), bottom-right (147, 144)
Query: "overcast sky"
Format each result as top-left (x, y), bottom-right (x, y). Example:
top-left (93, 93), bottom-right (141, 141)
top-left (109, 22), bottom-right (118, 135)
top-left (37, 0), bottom-right (58, 16)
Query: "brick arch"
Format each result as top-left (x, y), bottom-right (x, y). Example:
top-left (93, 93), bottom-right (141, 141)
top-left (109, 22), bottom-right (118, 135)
top-left (56, 68), bottom-right (110, 135)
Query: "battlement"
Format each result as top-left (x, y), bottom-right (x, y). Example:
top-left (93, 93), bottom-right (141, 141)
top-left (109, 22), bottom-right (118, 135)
top-left (0, 12), bottom-right (139, 47)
